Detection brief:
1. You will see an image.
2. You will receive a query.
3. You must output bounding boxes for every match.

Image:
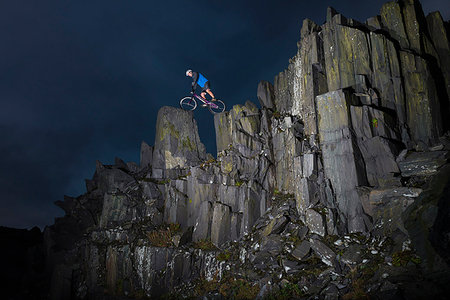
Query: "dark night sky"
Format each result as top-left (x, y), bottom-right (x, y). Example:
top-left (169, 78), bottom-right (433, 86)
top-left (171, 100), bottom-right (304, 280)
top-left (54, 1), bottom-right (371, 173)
top-left (1, 0), bottom-right (449, 229)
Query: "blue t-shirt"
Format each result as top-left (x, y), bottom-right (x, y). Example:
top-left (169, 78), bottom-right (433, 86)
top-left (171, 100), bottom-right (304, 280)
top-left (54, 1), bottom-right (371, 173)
top-left (197, 73), bottom-right (208, 88)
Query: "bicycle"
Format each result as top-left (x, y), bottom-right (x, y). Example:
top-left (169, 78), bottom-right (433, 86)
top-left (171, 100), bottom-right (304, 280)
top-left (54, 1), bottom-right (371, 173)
top-left (179, 92), bottom-right (225, 114)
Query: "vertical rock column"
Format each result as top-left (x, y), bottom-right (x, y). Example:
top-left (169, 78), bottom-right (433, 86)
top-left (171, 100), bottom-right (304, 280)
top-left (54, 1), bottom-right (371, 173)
top-left (272, 18), bottom-right (327, 194)
top-left (272, 39), bottom-right (304, 194)
top-left (213, 102), bottom-right (272, 244)
top-left (379, 0), bottom-right (445, 147)
top-left (152, 106), bottom-right (206, 178)
top-left (322, 13), bottom-right (371, 93)
top-left (426, 11), bottom-right (450, 108)
top-left (400, 51), bottom-right (443, 148)
top-left (152, 106), bottom-right (208, 231)
top-left (316, 89), bottom-right (368, 232)
top-left (298, 19), bottom-right (328, 136)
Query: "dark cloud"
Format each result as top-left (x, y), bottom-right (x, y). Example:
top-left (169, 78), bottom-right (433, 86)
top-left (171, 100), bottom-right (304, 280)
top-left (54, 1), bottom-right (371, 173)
top-left (1, 0), bottom-right (448, 229)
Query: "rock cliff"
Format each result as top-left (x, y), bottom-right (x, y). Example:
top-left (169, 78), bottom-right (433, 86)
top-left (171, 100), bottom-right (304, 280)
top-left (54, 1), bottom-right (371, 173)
top-left (36, 1), bottom-right (450, 299)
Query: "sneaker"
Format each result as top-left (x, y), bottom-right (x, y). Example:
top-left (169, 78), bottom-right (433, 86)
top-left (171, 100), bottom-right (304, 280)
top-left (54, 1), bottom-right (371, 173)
top-left (211, 98), bottom-right (217, 102)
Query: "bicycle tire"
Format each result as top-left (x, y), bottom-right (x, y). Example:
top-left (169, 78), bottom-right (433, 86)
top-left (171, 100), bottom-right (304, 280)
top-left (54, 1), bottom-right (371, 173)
top-left (180, 96), bottom-right (197, 111)
top-left (208, 100), bottom-right (225, 114)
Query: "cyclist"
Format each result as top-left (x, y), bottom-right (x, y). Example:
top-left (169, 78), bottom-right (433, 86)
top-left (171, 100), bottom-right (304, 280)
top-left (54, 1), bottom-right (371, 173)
top-left (186, 69), bottom-right (216, 106)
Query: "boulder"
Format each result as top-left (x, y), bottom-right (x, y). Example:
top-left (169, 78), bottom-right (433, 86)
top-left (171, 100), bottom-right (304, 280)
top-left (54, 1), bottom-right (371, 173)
top-left (298, 226), bottom-right (309, 240)
top-left (262, 215), bottom-right (289, 236)
top-left (310, 239), bottom-right (336, 267)
top-left (282, 259), bottom-right (301, 274)
top-left (260, 235), bottom-right (283, 255)
top-left (340, 244), bottom-right (364, 265)
top-left (359, 187), bottom-right (421, 219)
top-left (291, 240), bottom-right (311, 261)
top-left (305, 209), bottom-right (326, 237)
top-left (398, 151), bottom-right (448, 177)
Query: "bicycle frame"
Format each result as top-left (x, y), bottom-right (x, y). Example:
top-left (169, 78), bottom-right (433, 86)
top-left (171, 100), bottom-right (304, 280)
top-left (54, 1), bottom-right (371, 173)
top-left (191, 93), bottom-right (220, 109)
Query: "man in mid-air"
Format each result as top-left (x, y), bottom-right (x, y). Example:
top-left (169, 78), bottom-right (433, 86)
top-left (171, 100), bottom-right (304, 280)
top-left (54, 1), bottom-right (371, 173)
top-left (186, 69), bottom-right (216, 105)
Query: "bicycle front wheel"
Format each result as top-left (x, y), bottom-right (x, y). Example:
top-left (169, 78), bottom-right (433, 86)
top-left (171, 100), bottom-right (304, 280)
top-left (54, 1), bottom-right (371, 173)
top-left (180, 97), bottom-right (197, 111)
top-left (208, 100), bottom-right (225, 114)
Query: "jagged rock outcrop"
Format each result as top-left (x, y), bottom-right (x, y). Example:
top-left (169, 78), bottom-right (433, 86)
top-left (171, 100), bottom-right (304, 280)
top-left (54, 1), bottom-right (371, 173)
top-left (271, 0), bottom-right (449, 233)
top-left (40, 1), bottom-right (450, 299)
top-left (152, 106), bottom-right (206, 177)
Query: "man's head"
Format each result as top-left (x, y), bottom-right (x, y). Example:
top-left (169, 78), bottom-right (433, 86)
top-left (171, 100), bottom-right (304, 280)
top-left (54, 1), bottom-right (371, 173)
top-left (185, 69), bottom-right (193, 77)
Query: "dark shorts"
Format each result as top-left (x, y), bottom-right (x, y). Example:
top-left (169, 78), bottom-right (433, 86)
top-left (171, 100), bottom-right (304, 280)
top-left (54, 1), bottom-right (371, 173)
top-left (201, 81), bottom-right (211, 92)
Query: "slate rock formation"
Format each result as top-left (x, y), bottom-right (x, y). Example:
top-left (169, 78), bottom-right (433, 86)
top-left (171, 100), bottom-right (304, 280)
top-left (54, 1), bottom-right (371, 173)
top-left (35, 1), bottom-right (450, 299)
top-left (152, 106), bottom-right (206, 176)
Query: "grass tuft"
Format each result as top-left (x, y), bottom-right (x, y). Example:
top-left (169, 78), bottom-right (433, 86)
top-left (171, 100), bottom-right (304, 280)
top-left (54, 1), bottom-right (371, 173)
top-left (146, 223), bottom-right (181, 247)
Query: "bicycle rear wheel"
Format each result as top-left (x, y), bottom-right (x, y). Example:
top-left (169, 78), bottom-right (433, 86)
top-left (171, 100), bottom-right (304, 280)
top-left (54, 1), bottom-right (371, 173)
top-left (208, 100), bottom-right (225, 114)
top-left (180, 97), bottom-right (197, 111)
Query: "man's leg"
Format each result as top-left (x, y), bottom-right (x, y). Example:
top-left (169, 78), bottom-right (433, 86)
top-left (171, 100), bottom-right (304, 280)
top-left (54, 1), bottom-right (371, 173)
top-left (200, 91), bottom-right (208, 106)
top-left (206, 89), bottom-right (215, 100)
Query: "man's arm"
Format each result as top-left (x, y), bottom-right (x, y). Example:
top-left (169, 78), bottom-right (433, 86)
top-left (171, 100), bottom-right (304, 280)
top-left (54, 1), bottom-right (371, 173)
top-left (191, 72), bottom-right (199, 90)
